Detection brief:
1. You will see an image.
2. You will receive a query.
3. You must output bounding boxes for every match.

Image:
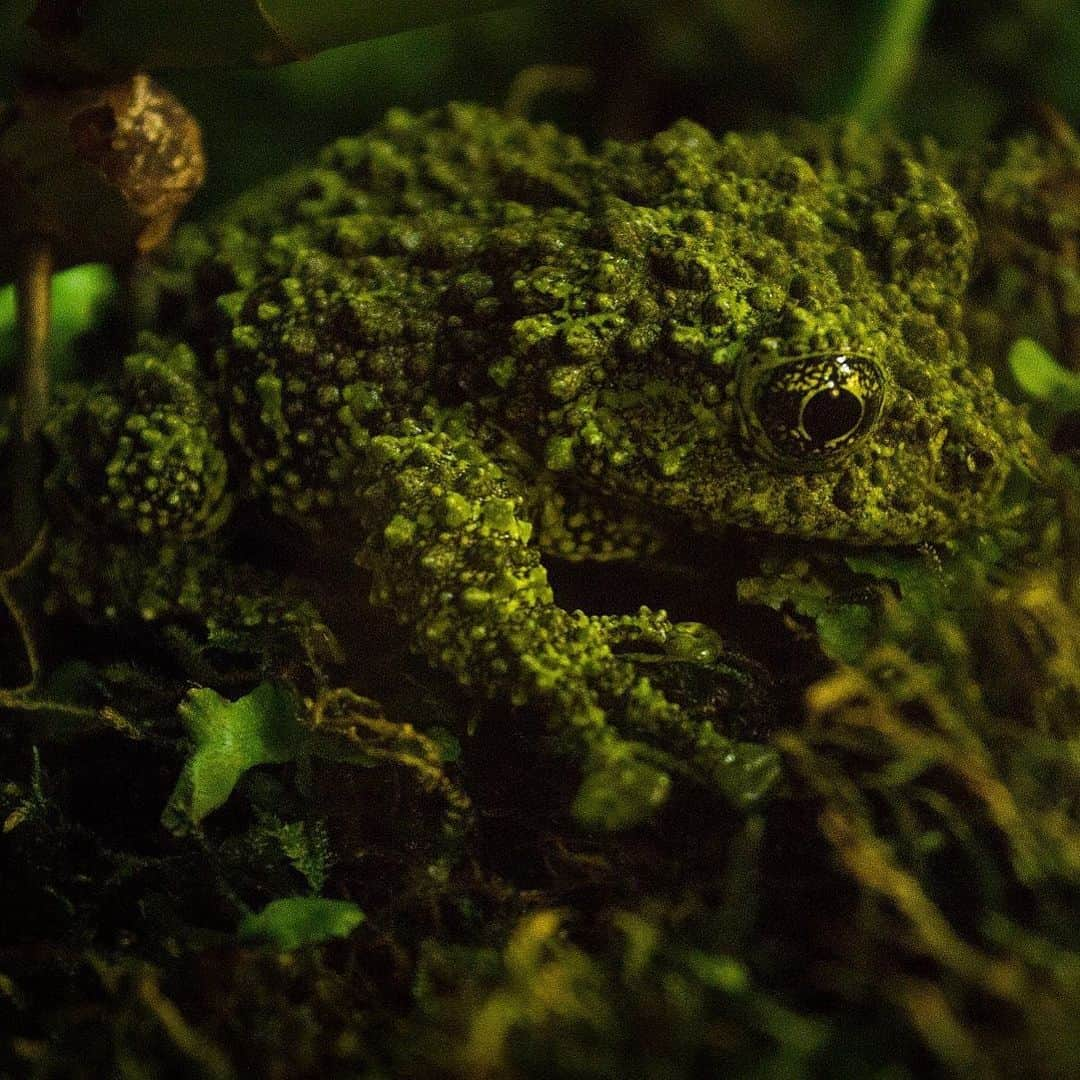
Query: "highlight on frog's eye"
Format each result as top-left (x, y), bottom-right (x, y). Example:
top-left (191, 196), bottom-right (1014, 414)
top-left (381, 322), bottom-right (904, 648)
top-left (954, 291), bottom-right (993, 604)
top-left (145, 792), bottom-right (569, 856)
top-left (738, 352), bottom-right (886, 469)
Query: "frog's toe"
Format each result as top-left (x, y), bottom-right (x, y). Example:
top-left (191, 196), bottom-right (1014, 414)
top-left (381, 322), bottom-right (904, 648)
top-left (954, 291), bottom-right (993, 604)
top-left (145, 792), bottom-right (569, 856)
top-left (571, 754), bottom-right (673, 830)
top-left (606, 617), bottom-right (778, 742)
top-left (562, 612), bottom-right (783, 822)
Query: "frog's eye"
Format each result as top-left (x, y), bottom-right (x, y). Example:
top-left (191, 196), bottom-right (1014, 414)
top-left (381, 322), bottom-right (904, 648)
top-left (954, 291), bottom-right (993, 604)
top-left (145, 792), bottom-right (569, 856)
top-left (738, 352), bottom-right (886, 470)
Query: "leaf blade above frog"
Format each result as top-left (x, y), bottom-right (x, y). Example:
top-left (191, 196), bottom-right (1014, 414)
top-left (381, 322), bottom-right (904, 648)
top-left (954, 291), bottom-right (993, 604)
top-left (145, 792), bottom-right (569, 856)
top-left (44, 105), bottom-right (1037, 825)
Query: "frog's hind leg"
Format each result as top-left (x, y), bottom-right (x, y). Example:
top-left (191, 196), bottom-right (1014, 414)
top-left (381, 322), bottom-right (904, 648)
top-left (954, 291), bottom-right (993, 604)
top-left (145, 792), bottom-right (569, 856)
top-left (354, 425), bottom-right (778, 828)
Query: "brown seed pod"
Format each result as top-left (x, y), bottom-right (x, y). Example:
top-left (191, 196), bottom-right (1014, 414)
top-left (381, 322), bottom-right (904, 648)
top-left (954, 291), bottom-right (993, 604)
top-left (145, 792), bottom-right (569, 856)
top-left (0, 73), bottom-right (205, 283)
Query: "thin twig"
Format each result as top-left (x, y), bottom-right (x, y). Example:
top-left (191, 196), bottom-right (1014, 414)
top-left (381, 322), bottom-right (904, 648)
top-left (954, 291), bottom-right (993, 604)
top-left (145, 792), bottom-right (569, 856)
top-left (0, 522), bottom-right (48, 693)
top-left (10, 236), bottom-right (52, 614)
top-left (3, 237), bottom-right (52, 701)
top-left (503, 65), bottom-right (595, 120)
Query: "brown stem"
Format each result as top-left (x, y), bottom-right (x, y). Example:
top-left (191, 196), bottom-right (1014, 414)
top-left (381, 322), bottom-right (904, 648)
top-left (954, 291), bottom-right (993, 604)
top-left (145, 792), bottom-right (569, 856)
top-left (4, 236), bottom-right (52, 687)
top-left (16, 235), bottom-right (51, 441)
top-left (13, 234), bottom-right (52, 554)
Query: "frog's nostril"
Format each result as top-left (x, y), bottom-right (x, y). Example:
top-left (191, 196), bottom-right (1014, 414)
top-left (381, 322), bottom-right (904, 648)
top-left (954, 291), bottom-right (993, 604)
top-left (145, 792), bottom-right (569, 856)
top-left (951, 439), bottom-right (1005, 493)
top-left (939, 429), bottom-right (1002, 493)
top-left (966, 447), bottom-right (995, 476)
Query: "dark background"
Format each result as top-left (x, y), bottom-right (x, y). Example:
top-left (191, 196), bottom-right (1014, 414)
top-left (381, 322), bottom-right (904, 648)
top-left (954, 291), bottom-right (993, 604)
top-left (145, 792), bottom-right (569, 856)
top-left (161, 0), bottom-right (1079, 206)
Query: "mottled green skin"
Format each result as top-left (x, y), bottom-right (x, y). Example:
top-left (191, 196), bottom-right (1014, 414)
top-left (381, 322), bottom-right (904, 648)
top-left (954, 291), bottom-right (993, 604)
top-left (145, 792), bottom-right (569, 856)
top-left (785, 118), bottom-right (1080, 376)
top-left (45, 106), bottom-right (1035, 823)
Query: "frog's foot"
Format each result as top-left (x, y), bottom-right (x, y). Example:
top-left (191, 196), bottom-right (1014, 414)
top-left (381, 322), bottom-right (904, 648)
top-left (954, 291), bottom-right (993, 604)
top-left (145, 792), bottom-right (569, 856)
top-left (45, 337), bottom-right (231, 541)
top-left (355, 426), bottom-right (780, 828)
top-left (573, 613), bottom-right (781, 824)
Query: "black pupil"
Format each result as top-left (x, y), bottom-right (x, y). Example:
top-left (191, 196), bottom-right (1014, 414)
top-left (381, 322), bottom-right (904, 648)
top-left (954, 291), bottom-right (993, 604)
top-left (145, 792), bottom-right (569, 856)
top-left (801, 387), bottom-right (863, 445)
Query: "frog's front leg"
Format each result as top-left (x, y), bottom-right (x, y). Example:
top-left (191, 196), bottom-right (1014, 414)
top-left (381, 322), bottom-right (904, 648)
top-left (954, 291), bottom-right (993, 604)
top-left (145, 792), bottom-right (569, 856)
top-left (353, 424), bottom-right (779, 828)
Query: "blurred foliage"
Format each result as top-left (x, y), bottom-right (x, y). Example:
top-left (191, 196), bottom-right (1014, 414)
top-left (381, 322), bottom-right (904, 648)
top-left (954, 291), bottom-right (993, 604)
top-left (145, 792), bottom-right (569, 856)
top-left (1009, 338), bottom-right (1080, 447)
top-left (0, 264), bottom-right (116, 382)
top-left (158, 0), bottom-right (1079, 206)
top-left (3, 2), bottom-right (1080, 1078)
top-left (237, 897), bottom-right (365, 952)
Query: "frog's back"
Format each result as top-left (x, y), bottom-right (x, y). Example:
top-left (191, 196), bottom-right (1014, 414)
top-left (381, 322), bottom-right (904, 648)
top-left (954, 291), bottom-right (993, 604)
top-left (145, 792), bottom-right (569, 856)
top-left (197, 105), bottom-right (1004, 540)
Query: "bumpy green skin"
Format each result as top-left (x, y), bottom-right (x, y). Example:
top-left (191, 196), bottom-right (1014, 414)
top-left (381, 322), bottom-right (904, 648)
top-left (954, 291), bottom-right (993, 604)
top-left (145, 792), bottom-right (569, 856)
top-left (197, 106), bottom-right (1033, 540)
top-left (46, 105), bottom-right (1036, 822)
top-left (52, 342), bottom-right (230, 540)
top-left (786, 119), bottom-right (1080, 375)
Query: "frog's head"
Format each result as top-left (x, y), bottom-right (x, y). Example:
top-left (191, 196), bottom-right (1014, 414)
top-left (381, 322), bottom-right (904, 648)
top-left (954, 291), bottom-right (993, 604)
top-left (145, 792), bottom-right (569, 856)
top-left (573, 295), bottom-right (1028, 547)
top-left (588, 127), bottom-right (1035, 545)
top-left (712, 326), bottom-right (1028, 544)
top-left (646, 272), bottom-right (1032, 546)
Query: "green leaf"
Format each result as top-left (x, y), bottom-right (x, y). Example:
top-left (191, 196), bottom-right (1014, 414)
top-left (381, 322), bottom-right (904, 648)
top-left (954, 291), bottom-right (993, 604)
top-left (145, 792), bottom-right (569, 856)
top-left (238, 897), bottom-right (364, 952)
top-left (162, 681), bottom-right (306, 833)
top-left (815, 605), bottom-right (876, 665)
top-left (736, 560), bottom-right (877, 665)
top-left (1008, 337), bottom-right (1080, 412)
top-left (843, 549), bottom-right (948, 627)
top-left (843, 548), bottom-right (931, 590)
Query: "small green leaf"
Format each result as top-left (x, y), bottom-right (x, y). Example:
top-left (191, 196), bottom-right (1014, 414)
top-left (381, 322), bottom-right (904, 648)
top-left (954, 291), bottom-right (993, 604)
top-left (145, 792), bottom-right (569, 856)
top-left (1008, 337), bottom-right (1080, 411)
top-left (238, 897), bottom-right (364, 952)
top-left (737, 561), bottom-right (877, 664)
top-left (844, 549), bottom-right (946, 625)
top-left (815, 605), bottom-right (876, 666)
top-left (162, 682), bottom-right (306, 833)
